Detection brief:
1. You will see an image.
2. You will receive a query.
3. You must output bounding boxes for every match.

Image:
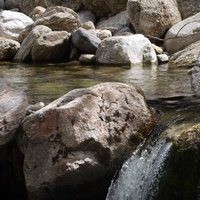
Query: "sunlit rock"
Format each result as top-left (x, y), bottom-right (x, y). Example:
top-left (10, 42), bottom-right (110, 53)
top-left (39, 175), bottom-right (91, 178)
top-left (20, 82), bottom-right (156, 199)
top-left (35, 6), bottom-right (80, 33)
top-left (96, 34), bottom-right (157, 66)
top-left (127, 0), bottom-right (181, 38)
top-left (0, 10), bottom-right (33, 41)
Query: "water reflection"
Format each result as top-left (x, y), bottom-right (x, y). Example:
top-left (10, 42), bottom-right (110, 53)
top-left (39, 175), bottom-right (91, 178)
top-left (0, 62), bottom-right (192, 104)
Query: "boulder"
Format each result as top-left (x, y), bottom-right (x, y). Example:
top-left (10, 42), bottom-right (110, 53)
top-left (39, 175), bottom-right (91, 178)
top-left (14, 25), bottom-right (52, 62)
top-left (82, 0), bottom-right (127, 18)
top-left (96, 11), bottom-right (130, 35)
top-left (20, 82), bottom-right (156, 200)
top-left (19, 0), bottom-right (82, 15)
top-left (0, 10), bottom-right (33, 41)
top-left (35, 6), bottom-right (80, 32)
top-left (0, 37), bottom-right (20, 61)
top-left (4, 0), bottom-right (20, 10)
top-left (177, 0), bottom-right (200, 19)
top-left (96, 34), bottom-right (157, 66)
top-left (127, 0), bottom-right (181, 38)
top-left (0, 79), bottom-right (28, 148)
top-left (169, 40), bottom-right (200, 68)
top-left (31, 31), bottom-right (71, 62)
top-left (72, 28), bottom-right (101, 54)
top-left (164, 12), bottom-right (200, 53)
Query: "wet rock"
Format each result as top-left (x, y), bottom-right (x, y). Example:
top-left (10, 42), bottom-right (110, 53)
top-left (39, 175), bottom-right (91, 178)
top-left (157, 54), bottom-right (169, 64)
top-left (0, 37), bottom-right (20, 61)
top-left (20, 82), bottom-right (156, 200)
top-left (31, 31), bottom-right (71, 62)
top-left (35, 6), bottom-right (80, 32)
top-left (164, 12), bottom-right (200, 54)
top-left (14, 25), bottom-right (51, 62)
top-left (0, 79), bottom-right (28, 148)
top-left (169, 40), bottom-right (200, 68)
top-left (72, 28), bottom-right (101, 54)
top-left (0, 10), bottom-right (33, 41)
top-left (127, 0), bottom-right (181, 38)
top-left (96, 34), bottom-right (157, 66)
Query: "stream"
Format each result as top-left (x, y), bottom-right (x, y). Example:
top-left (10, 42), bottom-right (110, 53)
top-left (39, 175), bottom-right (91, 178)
top-left (1, 62), bottom-right (200, 199)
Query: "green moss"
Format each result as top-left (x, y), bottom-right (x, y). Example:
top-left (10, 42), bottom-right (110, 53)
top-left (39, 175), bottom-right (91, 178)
top-left (154, 143), bottom-right (199, 200)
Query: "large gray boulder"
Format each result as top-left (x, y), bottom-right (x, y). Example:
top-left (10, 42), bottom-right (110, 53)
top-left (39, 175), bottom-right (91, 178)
top-left (0, 37), bottom-right (20, 61)
top-left (0, 10), bottom-right (33, 41)
top-left (0, 79), bottom-right (28, 148)
top-left (96, 34), bottom-right (157, 66)
top-left (72, 28), bottom-right (101, 54)
top-left (127, 0), bottom-right (181, 38)
top-left (35, 6), bottom-right (80, 32)
top-left (14, 25), bottom-right (52, 62)
top-left (164, 12), bottom-right (200, 53)
top-left (31, 31), bottom-right (71, 62)
top-left (177, 0), bottom-right (200, 19)
top-left (20, 82), bottom-right (156, 200)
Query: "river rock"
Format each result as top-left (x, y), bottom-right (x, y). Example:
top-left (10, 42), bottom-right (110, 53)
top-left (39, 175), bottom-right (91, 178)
top-left (82, 0), bottom-right (127, 18)
top-left (0, 37), bottom-right (20, 61)
top-left (19, 0), bottom-right (82, 15)
top-left (31, 31), bottom-right (71, 62)
top-left (29, 6), bottom-right (46, 21)
top-left (0, 79), bottom-right (28, 148)
top-left (35, 6), bottom-right (80, 32)
top-left (0, 10), bottom-right (33, 41)
top-left (164, 12), bottom-right (200, 54)
top-left (14, 25), bottom-right (52, 62)
top-left (89, 29), bottom-right (112, 40)
top-left (72, 28), bottom-right (101, 54)
top-left (96, 11), bottom-right (129, 35)
top-left (114, 27), bottom-right (135, 36)
top-left (127, 0), bottom-right (181, 38)
top-left (78, 10), bottom-right (96, 24)
top-left (81, 21), bottom-right (95, 30)
top-left (96, 34), bottom-right (157, 66)
top-left (177, 0), bottom-right (200, 19)
top-left (169, 40), bottom-right (200, 68)
top-left (79, 54), bottom-right (96, 64)
top-left (20, 82), bottom-right (156, 200)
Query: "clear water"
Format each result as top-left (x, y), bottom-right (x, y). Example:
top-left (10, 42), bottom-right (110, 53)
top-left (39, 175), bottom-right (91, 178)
top-left (0, 62), bottom-right (192, 104)
top-left (106, 139), bottom-right (172, 200)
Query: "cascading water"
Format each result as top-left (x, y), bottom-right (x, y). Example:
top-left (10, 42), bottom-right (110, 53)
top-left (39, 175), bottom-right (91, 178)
top-left (106, 138), bottom-right (172, 200)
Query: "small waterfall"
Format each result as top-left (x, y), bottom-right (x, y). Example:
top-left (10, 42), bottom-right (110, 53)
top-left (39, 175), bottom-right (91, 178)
top-left (106, 139), bottom-right (172, 200)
